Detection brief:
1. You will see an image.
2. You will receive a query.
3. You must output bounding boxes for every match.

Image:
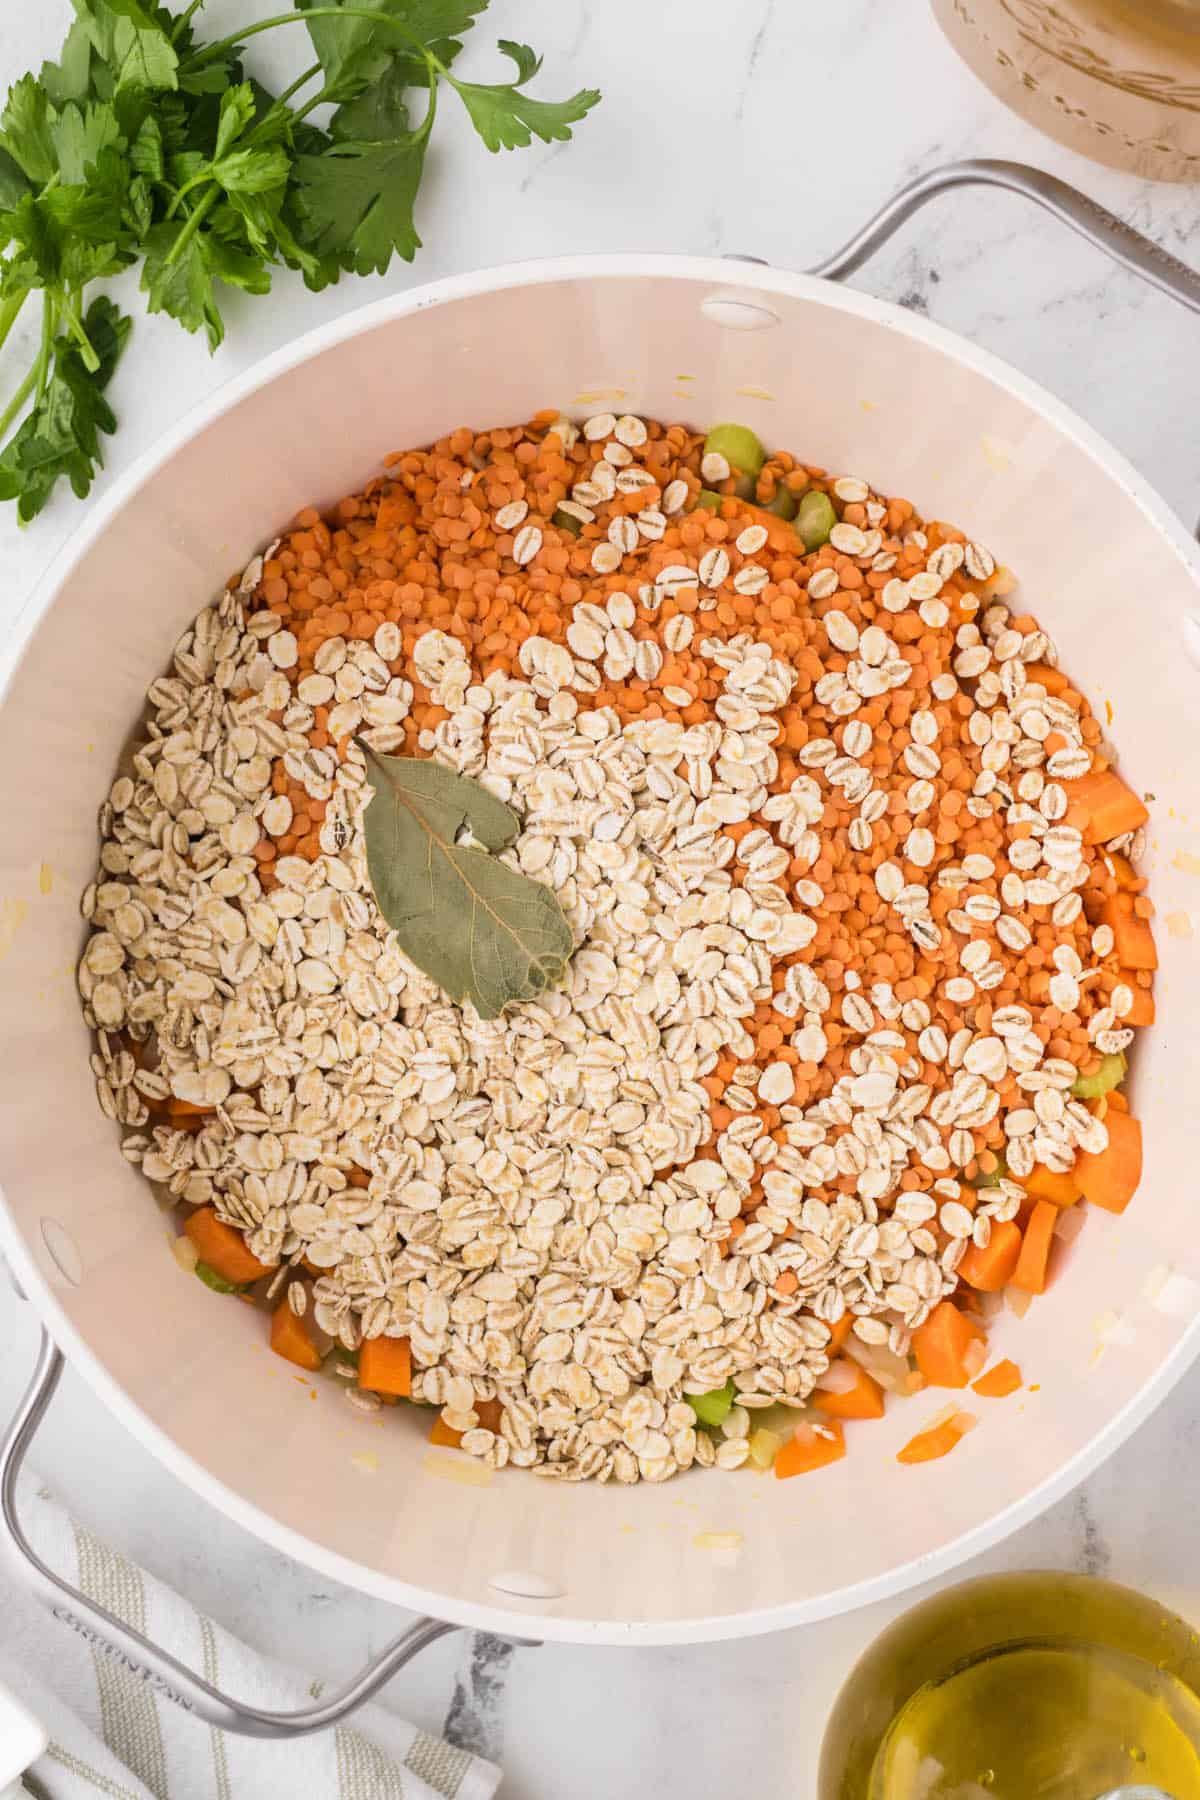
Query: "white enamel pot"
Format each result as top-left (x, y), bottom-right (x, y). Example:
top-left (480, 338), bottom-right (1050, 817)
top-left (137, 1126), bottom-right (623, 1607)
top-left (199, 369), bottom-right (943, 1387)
top-left (1, 163), bottom-right (1200, 1737)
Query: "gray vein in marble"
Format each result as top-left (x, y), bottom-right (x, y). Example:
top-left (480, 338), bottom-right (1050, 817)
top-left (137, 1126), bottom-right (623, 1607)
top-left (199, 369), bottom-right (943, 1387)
top-left (1074, 1492), bottom-right (1113, 1580)
top-left (442, 1633), bottom-right (514, 1762)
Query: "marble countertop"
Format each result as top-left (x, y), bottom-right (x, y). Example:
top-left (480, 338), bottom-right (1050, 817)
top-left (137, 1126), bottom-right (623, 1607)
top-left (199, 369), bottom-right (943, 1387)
top-left (3, 1), bottom-right (1200, 1793)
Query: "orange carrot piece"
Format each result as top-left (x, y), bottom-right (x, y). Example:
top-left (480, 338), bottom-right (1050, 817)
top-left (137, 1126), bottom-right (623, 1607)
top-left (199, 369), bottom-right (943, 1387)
top-left (1011, 1201), bottom-right (1057, 1295)
top-left (827, 1313), bottom-right (856, 1355)
top-left (814, 1362), bottom-right (885, 1421)
top-left (1076, 1109), bottom-right (1143, 1215)
top-left (1023, 1164), bottom-right (1082, 1208)
top-left (270, 1301), bottom-right (322, 1372)
top-left (956, 1219), bottom-right (1023, 1292)
top-left (428, 1395), bottom-right (502, 1450)
top-left (1023, 662), bottom-right (1070, 696)
top-left (359, 1336), bottom-right (412, 1398)
top-left (1120, 979), bottom-right (1155, 1027)
top-left (774, 1420), bottom-right (845, 1479)
top-left (897, 1419), bottom-right (965, 1465)
top-left (1062, 769), bottom-right (1149, 845)
top-left (1107, 850), bottom-right (1146, 892)
top-left (1104, 1089), bottom-right (1129, 1114)
top-left (184, 1206), bottom-right (276, 1285)
top-left (972, 1359), bottom-right (1023, 1399)
top-left (912, 1301), bottom-right (983, 1389)
top-left (1100, 892), bottom-right (1157, 970)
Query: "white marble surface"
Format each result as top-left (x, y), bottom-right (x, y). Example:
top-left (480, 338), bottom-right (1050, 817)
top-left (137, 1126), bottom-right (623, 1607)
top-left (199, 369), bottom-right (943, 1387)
top-left (3, 1), bottom-right (1200, 1793)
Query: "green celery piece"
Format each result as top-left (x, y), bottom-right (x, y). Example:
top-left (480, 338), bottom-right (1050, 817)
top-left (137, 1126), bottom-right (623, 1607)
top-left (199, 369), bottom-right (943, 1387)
top-left (796, 490), bottom-right (836, 551)
top-left (551, 505), bottom-right (581, 537)
top-left (694, 489), bottom-right (724, 513)
top-left (194, 1260), bottom-right (245, 1293)
top-left (971, 1152), bottom-right (1008, 1190)
top-left (703, 422), bottom-right (765, 480)
top-left (762, 487), bottom-right (797, 521)
top-left (687, 1379), bottom-right (737, 1429)
top-left (1071, 1051), bottom-right (1127, 1100)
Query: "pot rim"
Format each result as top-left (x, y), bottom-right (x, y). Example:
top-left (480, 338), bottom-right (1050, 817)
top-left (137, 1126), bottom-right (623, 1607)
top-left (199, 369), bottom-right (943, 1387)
top-left (4, 251), bottom-right (1199, 1645)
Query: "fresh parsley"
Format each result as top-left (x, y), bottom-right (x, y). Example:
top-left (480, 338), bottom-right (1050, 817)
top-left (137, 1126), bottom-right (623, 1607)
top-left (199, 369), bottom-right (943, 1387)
top-left (0, 1), bottom-right (600, 522)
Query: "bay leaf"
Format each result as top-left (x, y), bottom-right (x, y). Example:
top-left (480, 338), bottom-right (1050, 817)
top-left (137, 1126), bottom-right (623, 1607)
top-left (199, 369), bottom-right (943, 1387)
top-left (356, 743), bottom-right (574, 1019)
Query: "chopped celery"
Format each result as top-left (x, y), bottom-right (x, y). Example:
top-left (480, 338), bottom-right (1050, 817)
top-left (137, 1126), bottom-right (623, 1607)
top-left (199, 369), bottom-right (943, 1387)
top-left (762, 487), bottom-right (798, 521)
top-left (686, 1379), bottom-right (737, 1428)
top-left (694, 489), bottom-right (724, 513)
top-left (796, 490), bottom-right (837, 551)
top-left (1071, 1051), bottom-right (1127, 1100)
top-left (971, 1151), bottom-right (1008, 1190)
top-left (703, 423), bottom-right (765, 481)
top-left (551, 506), bottom-right (582, 538)
top-left (194, 1261), bottom-right (244, 1294)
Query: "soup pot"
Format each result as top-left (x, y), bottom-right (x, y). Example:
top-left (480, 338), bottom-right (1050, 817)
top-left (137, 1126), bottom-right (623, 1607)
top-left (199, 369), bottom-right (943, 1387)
top-left (1, 162), bottom-right (1199, 1738)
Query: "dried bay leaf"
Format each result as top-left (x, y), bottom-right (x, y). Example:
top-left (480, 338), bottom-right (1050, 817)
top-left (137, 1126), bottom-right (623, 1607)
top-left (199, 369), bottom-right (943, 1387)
top-left (356, 743), bottom-right (574, 1019)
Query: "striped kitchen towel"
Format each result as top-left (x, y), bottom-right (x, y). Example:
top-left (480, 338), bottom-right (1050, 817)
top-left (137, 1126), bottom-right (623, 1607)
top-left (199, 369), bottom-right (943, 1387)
top-left (0, 1475), bottom-right (500, 1800)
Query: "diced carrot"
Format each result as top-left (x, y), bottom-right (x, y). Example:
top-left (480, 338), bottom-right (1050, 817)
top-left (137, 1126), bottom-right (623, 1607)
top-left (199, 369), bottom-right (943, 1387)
top-left (1023, 662), bottom-right (1069, 696)
top-left (1100, 891), bottom-right (1157, 970)
top-left (1076, 1109), bottom-right (1143, 1215)
top-left (183, 1206), bottom-right (276, 1285)
top-left (1120, 978), bottom-right (1155, 1027)
top-left (1104, 1089), bottom-right (1129, 1114)
top-left (972, 1359), bottom-right (1023, 1399)
top-left (912, 1301), bottom-right (983, 1389)
top-left (270, 1301), bottom-right (322, 1372)
top-left (956, 1219), bottom-right (1023, 1292)
top-left (358, 1336), bottom-right (412, 1398)
top-left (1062, 769), bottom-right (1149, 845)
top-left (814, 1362), bottom-right (885, 1421)
top-left (1011, 1201), bottom-right (1057, 1295)
top-left (827, 1313), bottom-right (856, 1354)
top-left (774, 1420), bottom-right (845, 1479)
top-left (1023, 1164), bottom-right (1082, 1208)
top-left (741, 501), bottom-right (808, 554)
top-left (428, 1395), bottom-right (502, 1450)
top-left (897, 1419), bottom-right (965, 1464)
top-left (1106, 850), bottom-right (1146, 893)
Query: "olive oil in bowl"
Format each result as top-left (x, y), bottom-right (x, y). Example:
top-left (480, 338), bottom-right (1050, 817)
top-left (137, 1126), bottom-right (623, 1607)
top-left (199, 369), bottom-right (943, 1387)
top-left (820, 1573), bottom-right (1200, 1800)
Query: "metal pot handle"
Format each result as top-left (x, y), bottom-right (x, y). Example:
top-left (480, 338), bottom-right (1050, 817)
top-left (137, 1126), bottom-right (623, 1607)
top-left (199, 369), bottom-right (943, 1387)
top-left (0, 1327), bottom-right (470, 1740)
top-left (804, 157), bottom-right (1200, 315)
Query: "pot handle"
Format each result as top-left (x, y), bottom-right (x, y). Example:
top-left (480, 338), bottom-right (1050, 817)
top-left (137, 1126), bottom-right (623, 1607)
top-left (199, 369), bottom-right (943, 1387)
top-left (804, 158), bottom-right (1200, 315)
top-left (0, 1326), bottom-right (474, 1740)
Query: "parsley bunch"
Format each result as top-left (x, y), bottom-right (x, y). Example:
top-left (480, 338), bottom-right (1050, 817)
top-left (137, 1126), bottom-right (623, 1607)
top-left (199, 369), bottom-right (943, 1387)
top-left (0, 1), bottom-right (600, 523)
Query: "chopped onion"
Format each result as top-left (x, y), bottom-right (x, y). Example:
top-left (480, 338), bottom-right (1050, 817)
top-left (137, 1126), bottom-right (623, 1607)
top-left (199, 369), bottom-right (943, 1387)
top-left (1055, 1206), bottom-right (1086, 1245)
top-left (963, 1338), bottom-right (988, 1382)
top-left (1007, 1286), bottom-right (1034, 1319)
top-left (846, 1337), bottom-right (911, 1392)
top-left (748, 1428), bottom-right (783, 1471)
top-left (816, 1357), bottom-right (860, 1396)
top-left (951, 1410), bottom-right (980, 1435)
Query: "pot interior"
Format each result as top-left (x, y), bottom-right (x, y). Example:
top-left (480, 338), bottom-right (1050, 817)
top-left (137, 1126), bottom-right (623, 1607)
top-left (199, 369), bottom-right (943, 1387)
top-left (2, 264), bottom-right (1199, 1640)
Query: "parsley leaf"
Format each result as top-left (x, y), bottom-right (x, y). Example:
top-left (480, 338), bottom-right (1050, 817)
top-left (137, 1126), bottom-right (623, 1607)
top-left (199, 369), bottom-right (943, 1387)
top-left (75, 0), bottom-right (180, 94)
top-left (449, 43), bottom-right (601, 151)
top-left (0, 0), bottom-right (600, 522)
top-left (0, 77), bottom-right (58, 186)
top-left (294, 133), bottom-right (427, 273)
top-left (0, 295), bottom-right (130, 523)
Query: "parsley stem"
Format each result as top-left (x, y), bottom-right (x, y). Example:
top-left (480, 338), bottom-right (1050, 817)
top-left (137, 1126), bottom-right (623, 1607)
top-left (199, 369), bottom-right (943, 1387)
top-left (0, 361), bottom-right (37, 444)
top-left (182, 9), bottom-right (439, 72)
top-left (61, 292), bottom-right (100, 374)
top-left (0, 289), bottom-right (28, 361)
top-left (171, 0), bottom-right (207, 40)
top-left (34, 293), bottom-right (57, 408)
top-left (165, 187), bottom-right (220, 267)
